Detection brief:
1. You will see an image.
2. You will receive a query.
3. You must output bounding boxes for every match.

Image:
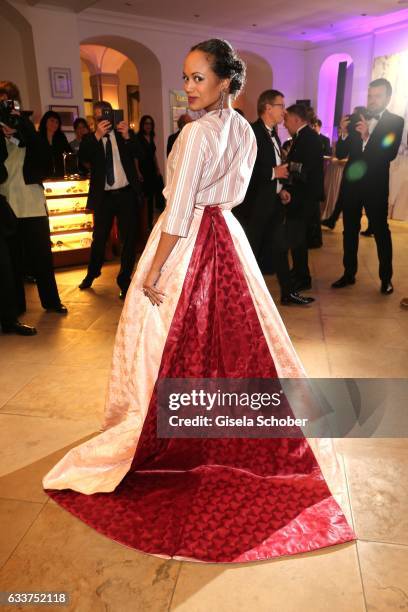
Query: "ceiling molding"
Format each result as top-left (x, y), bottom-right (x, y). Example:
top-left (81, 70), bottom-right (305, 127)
top-left (79, 7), bottom-right (310, 50)
top-left (304, 15), bottom-right (408, 51)
top-left (72, 0), bottom-right (99, 12)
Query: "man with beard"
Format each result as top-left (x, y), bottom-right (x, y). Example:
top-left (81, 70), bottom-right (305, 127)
top-left (332, 78), bottom-right (404, 294)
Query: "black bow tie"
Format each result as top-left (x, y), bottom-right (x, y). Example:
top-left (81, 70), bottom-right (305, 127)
top-left (369, 113), bottom-right (381, 121)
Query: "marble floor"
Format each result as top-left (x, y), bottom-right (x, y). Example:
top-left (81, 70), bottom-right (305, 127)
top-left (0, 219), bottom-right (407, 611)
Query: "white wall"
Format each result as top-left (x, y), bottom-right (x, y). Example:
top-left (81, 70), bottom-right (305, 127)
top-left (11, 1), bottom-right (84, 119)
top-left (0, 19), bottom-right (30, 106)
top-left (7, 2), bottom-right (408, 166)
top-left (77, 10), bottom-right (306, 169)
top-left (304, 19), bottom-right (408, 113)
top-left (0, 0), bottom-right (41, 118)
top-left (118, 59), bottom-right (139, 126)
top-left (304, 35), bottom-right (374, 113)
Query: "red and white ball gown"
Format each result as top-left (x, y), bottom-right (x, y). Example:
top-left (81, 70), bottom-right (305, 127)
top-left (43, 109), bottom-right (355, 563)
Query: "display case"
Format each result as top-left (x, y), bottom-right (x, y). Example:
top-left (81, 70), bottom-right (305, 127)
top-left (44, 178), bottom-right (93, 267)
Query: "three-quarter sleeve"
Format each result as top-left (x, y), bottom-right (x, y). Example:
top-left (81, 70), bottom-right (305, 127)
top-left (161, 121), bottom-right (207, 237)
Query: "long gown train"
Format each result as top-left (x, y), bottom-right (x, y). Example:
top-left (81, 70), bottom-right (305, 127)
top-left (44, 205), bottom-right (355, 563)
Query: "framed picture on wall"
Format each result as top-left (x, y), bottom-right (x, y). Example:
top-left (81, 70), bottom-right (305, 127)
top-left (49, 67), bottom-right (73, 99)
top-left (49, 104), bottom-right (79, 132)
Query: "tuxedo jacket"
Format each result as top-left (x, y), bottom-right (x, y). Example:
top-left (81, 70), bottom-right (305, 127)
top-left (79, 130), bottom-right (143, 210)
top-left (237, 118), bottom-right (283, 225)
top-left (0, 117), bottom-right (48, 186)
top-left (318, 133), bottom-right (332, 156)
top-left (336, 109), bottom-right (404, 203)
top-left (285, 124), bottom-right (324, 216)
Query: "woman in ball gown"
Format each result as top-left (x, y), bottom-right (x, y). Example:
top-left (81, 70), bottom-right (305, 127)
top-left (43, 39), bottom-right (355, 563)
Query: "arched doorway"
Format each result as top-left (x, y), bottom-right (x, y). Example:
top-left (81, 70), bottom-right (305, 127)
top-left (80, 35), bottom-right (164, 170)
top-left (235, 51), bottom-right (273, 122)
top-left (80, 45), bottom-right (140, 133)
top-left (0, 0), bottom-right (41, 119)
top-left (318, 53), bottom-right (354, 141)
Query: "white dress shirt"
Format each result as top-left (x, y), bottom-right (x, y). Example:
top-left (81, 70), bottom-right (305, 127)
top-left (0, 139), bottom-right (47, 218)
top-left (362, 109), bottom-right (385, 151)
top-left (162, 109), bottom-right (256, 237)
top-left (341, 110), bottom-right (385, 151)
top-left (264, 123), bottom-right (283, 194)
top-left (102, 130), bottom-right (129, 191)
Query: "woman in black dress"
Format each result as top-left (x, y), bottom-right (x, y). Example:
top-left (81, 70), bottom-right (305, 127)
top-left (38, 111), bottom-right (71, 178)
top-left (136, 115), bottom-right (161, 229)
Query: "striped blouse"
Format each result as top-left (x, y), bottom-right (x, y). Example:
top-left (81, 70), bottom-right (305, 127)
top-left (162, 108), bottom-right (257, 237)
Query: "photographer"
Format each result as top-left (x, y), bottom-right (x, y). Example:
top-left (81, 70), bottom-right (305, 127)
top-left (0, 81), bottom-right (67, 315)
top-left (322, 107), bottom-right (368, 232)
top-left (78, 101), bottom-right (143, 299)
top-left (0, 133), bottom-right (36, 335)
top-left (282, 104), bottom-right (324, 293)
top-left (332, 78), bottom-right (404, 294)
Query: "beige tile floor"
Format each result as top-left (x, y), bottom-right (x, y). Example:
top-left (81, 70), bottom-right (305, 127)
top-left (0, 219), bottom-right (407, 611)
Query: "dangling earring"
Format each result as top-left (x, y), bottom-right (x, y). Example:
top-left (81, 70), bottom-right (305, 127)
top-left (218, 90), bottom-right (225, 117)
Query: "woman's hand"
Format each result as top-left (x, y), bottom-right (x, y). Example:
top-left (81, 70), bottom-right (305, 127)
top-left (143, 267), bottom-right (166, 306)
top-left (142, 231), bottom-right (179, 305)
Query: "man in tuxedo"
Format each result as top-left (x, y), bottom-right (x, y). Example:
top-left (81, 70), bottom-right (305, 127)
top-left (78, 101), bottom-right (143, 299)
top-left (238, 90), bottom-right (313, 306)
top-left (0, 134), bottom-right (36, 335)
top-left (332, 78), bottom-right (404, 294)
top-left (166, 113), bottom-right (192, 157)
top-left (283, 104), bottom-right (324, 291)
top-left (312, 119), bottom-right (332, 156)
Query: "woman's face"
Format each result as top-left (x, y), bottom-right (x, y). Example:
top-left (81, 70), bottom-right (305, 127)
top-left (47, 117), bottom-right (59, 133)
top-left (76, 123), bottom-right (89, 139)
top-left (143, 119), bottom-right (153, 135)
top-left (183, 50), bottom-right (229, 113)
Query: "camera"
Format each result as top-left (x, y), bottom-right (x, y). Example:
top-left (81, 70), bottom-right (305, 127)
top-left (0, 99), bottom-right (21, 129)
top-left (346, 107), bottom-right (370, 134)
top-left (282, 160), bottom-right (304, 186)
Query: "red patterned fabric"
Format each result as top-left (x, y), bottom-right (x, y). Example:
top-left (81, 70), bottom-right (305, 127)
top-left (48, 207), bottom-right (355, 562)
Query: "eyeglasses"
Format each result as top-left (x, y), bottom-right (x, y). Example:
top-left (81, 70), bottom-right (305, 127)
top-left (272, 104), bottom-right (285, 109)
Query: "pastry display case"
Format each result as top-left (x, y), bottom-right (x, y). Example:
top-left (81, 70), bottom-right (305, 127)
top-left (44, 178), bottom-right (93, 267)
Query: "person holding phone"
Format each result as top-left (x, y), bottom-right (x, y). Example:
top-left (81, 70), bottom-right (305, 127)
top-left (0, 81), bottom-right (67, 316)
top-left (78, 101), bottom-right (143, 299)
top-left (332, 79), bottom-right (404, 294)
